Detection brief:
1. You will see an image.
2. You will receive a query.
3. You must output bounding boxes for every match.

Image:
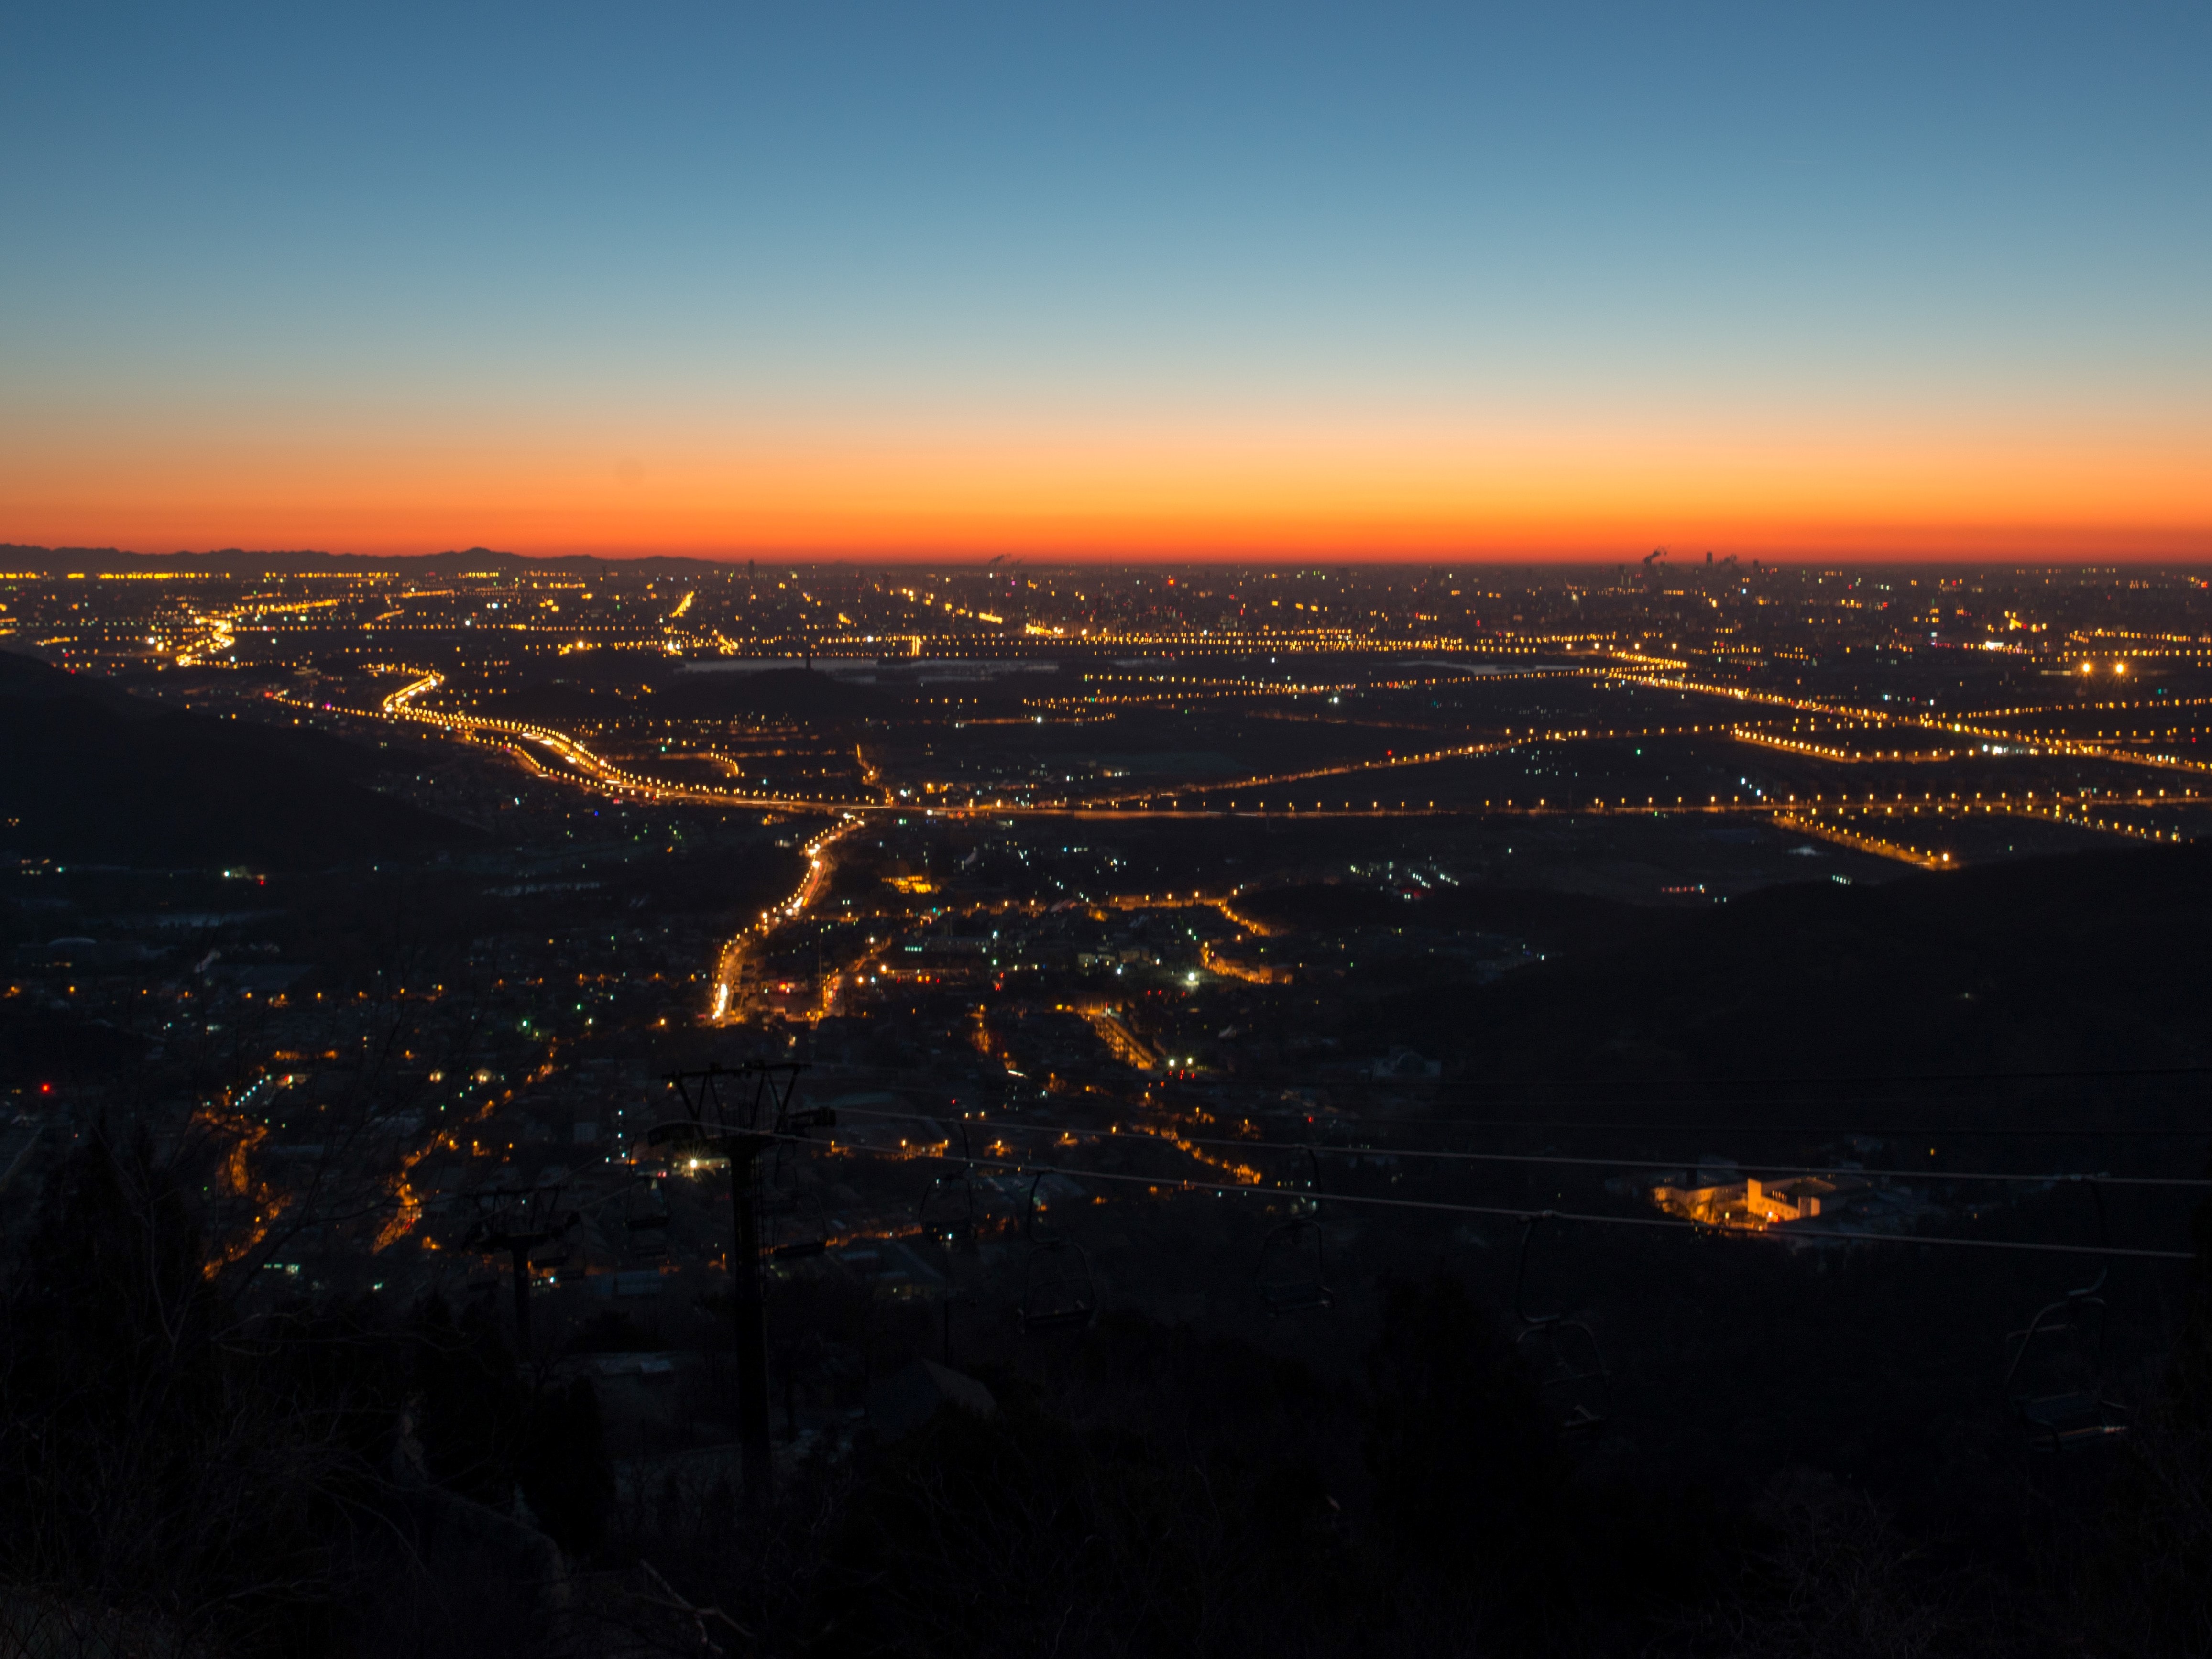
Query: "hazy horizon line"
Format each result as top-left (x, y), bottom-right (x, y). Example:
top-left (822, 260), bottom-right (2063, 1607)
top-left (6, 541), bottom-right (2208, 573)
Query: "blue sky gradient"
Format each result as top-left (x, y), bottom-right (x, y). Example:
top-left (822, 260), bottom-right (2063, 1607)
top-left (3, 1), bottom-right (2206, 555)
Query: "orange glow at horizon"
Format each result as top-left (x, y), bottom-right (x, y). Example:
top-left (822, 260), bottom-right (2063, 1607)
top-left (5, 415), bottom-right (2205, 560)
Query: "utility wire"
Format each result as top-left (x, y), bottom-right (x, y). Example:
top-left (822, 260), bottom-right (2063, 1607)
top-left (1436, 1062), bottom-right (2212, 1089)
top-left (996, 1084), bottom-right (2212, 1136)
top-left (803, 1139), bottom-right (2196, 1262)
top-left (1352, 1118), bottom-right (2212, 1138)
top-left (1433, 1066), bottom-right (2212, 1092)
top-left (822, 1105), bottom-right (2212, 1189)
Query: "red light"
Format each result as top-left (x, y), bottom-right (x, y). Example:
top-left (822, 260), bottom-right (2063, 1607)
top-left (40, 1083), bottom-right (52, 1094)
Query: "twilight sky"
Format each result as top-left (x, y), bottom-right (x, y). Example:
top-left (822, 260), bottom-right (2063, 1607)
top-left (2, 0), bottom-right (2206, 560)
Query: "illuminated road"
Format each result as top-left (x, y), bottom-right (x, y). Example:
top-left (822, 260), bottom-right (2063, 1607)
top-left (285, 669), bottom-right (883, 812)
top-left (258, 646), bottom-right (2209, 872)
top-left (1623, 668), bottom-right (2212, 781)
top-left (710, 817), bottom-right (860, 1024)
top-left (293, 672), bottom-right (2206, 851)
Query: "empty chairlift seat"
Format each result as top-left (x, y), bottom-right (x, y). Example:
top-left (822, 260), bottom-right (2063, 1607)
top-left (1513, 1212), bottom-right (1610, 1436)
top-left (2005, 1273), bottom-right (2130, 1454)
top-left (1018, 1171), bottom-right (1097, 1335)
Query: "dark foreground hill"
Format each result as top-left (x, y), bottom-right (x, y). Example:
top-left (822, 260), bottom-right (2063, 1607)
top-left (0, 652), bottom-right (486, 869)
top-left (1237, 877), bottom-right (1672, 958)
top-left (1347, 841), bottom-right (2212, 1102)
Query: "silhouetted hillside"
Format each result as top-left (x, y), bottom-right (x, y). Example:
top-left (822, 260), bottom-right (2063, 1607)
top-left (0, 652), bottom-right (487, 869)
top-left (1368, 843), bottom-right (2212, 1100)
top-left (1239, 879), bottom-right (1671, 957)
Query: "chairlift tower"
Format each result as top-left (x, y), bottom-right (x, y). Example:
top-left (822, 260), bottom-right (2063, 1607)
top-left (461, 1181), bottom-right (579, 1355)
top-left (653, 1062), bottom-right (834, 1508)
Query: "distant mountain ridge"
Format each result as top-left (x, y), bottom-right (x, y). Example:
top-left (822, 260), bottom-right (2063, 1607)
top-left (0, 544), bottom-right (730, 576)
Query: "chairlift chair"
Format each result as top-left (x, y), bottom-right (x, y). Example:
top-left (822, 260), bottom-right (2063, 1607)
top-left (1255, 1149), bottom-right (1333, 1315)
top-left (622, 1178), bottom-right (674, 1259)
top-left (460, 1184), bottom-right (579, 1261)
top-left (2003, 1179), bottom-right (2131, 1454)
top-left (919, 1170), bottom-right (979, 1245)
top-left (2005, 1269), bottom-right (2130, 1453)
top-left (1018, 1172), bottom-right (1097, 1335)
top-left (919, 1123), bottom-right (982, 1246)
top-left (1255, 1217), bottom-right (1332, 1315)
top-left (1513, 1212), bottom-right (1611, 1435)
top-left (765, 1189), bottom-right (830, 1261)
